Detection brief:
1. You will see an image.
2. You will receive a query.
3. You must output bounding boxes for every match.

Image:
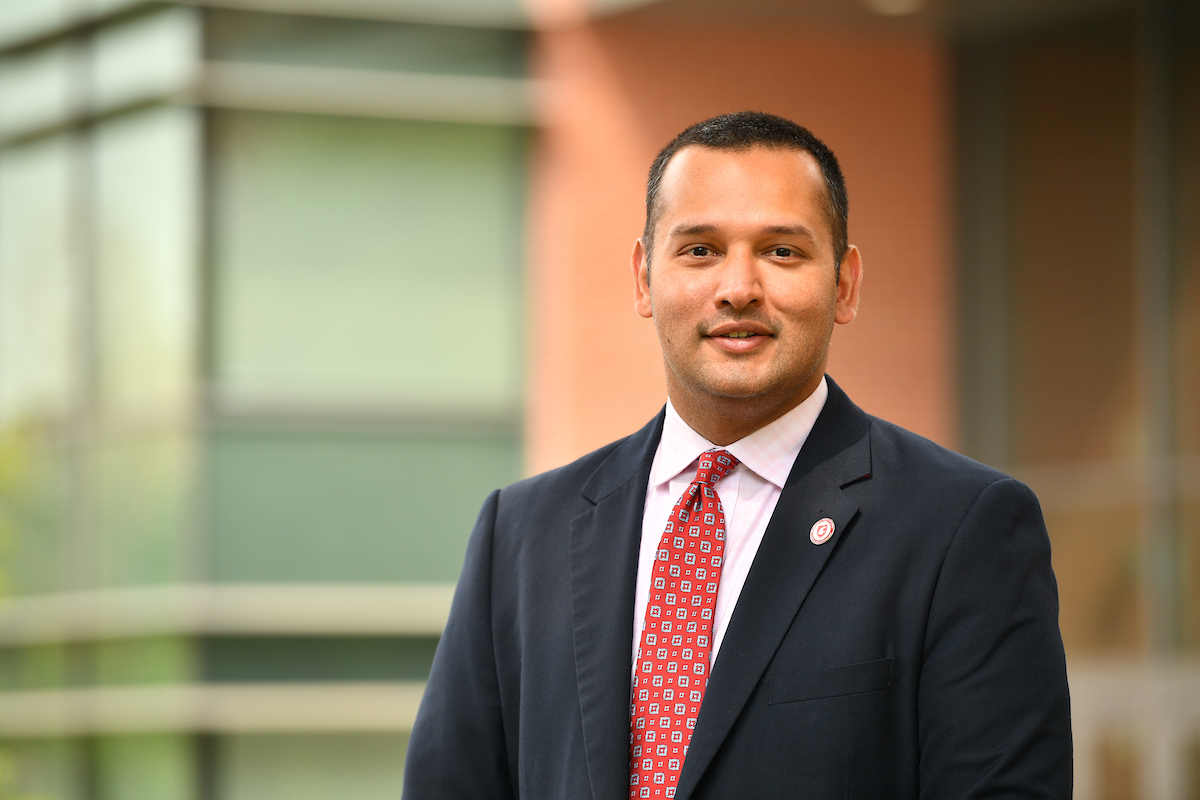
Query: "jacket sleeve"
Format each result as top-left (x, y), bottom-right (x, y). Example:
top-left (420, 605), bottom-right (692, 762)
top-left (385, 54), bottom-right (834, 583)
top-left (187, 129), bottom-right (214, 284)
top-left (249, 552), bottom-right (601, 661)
top-left (403, 489), bottom-right (516, 800)
top-left (918, 477), bottom-right (1073, 799)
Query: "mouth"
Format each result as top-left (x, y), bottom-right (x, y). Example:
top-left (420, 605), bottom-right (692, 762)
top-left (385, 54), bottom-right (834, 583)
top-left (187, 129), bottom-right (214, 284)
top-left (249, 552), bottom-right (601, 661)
top-left (706, 321), bottom-right (774, 340)
top-left (705, 321), bottom-right (774, 352)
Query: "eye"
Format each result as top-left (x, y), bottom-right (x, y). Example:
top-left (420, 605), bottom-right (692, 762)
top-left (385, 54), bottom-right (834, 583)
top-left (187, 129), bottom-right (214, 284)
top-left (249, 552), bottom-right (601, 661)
top-left (687, 246), bottom-right (713, 257)
top-left (771, 246), bottom-right (796, 258)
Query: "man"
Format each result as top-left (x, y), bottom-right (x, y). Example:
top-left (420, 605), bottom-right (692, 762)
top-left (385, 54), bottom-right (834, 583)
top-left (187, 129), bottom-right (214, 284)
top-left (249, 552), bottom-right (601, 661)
top-left (404, 111), bottom-right (1072, 799)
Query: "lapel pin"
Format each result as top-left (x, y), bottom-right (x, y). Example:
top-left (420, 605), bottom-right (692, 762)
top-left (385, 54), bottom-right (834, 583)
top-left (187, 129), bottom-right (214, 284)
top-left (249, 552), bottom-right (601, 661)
top-left (809, 517), bottom-right (835, 545)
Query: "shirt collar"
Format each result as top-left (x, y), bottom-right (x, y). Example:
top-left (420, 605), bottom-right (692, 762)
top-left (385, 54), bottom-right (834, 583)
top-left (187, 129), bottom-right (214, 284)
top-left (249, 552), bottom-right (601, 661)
top-left (650, 375), bottom-right (829, 490)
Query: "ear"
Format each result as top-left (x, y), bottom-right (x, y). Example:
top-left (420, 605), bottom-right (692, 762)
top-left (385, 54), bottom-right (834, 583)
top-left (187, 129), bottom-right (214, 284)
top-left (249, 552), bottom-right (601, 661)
top-left (834, 245), bottom-right (863, 325)
top-left (632, 238), bottom-right (653, 319)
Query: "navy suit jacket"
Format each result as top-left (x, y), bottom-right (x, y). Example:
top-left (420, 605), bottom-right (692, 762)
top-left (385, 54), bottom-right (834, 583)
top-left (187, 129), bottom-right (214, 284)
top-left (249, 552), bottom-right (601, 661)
top-left (404, 378), bottom-right (1072, 799)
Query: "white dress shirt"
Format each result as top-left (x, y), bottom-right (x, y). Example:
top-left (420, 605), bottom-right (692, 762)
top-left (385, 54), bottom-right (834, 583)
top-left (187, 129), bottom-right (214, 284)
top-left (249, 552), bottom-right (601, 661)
top-left (632, 377), bottom-right (829, 672)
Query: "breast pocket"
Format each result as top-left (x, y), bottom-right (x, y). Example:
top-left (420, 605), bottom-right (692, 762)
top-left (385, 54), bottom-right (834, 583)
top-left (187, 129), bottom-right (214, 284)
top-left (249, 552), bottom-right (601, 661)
top-left (767, 657), bottom-right (894, 705)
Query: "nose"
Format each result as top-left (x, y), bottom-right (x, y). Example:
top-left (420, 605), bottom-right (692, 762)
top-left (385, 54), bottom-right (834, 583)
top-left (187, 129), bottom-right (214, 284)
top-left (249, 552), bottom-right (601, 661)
top-left (713, 247), bottom-right (764, 310)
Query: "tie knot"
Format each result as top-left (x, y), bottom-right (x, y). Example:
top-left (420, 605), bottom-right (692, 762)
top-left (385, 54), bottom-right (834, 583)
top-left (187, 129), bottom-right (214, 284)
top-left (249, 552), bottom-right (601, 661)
top-left (695, 449), bottom-right (739, 487)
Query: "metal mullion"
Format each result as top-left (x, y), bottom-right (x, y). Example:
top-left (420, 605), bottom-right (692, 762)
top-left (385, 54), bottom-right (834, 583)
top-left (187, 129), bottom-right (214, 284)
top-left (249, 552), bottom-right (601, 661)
top-left (955, 43), bottom-right (1012, 470)
top-left (63, 28), bottom-right (98, 598)
top-left (1134, 0), bottom-right (1181, 658)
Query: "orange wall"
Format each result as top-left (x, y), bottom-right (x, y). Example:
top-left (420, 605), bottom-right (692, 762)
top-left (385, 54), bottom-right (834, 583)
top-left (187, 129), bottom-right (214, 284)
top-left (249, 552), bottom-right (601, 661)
top-left (526, 16), bottom-right (954, 473)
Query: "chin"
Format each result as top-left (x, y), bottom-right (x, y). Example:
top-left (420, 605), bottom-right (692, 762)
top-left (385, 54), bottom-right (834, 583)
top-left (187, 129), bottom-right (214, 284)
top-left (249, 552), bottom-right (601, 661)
top-left (697, 380), bottom-right (778, 402)
top-left (707, 368), bottom-right (787, 399)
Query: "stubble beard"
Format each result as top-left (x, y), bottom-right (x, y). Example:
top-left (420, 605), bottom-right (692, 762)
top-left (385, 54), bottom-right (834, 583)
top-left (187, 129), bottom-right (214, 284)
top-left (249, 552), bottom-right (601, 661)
top-left (660, 324), bottom-right (830, 416)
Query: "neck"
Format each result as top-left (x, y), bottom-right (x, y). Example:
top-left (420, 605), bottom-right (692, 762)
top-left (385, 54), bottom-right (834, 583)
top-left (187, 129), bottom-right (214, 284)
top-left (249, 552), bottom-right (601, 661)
top-left (668, 374), bottom-right (823, 446)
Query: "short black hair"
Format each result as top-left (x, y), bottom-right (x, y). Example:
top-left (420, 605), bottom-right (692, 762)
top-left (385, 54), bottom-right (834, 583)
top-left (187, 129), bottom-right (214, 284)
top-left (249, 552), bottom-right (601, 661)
top-left (643, 111), bottom-right (849, 267)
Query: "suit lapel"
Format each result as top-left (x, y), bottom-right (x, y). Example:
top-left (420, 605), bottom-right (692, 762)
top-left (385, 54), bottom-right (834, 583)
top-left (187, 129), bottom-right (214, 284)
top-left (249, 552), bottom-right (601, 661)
top-left (570, 412), bottom-right (664, 800)
top-left (676, 379), bottom-right (873, 800)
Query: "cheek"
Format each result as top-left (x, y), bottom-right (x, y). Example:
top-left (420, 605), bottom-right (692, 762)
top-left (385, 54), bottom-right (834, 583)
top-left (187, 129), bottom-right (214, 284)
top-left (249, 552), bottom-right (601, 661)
top-left (772, 277), bottom-right (838, 321)
top-left (651, 279), bottom-right (710, 322)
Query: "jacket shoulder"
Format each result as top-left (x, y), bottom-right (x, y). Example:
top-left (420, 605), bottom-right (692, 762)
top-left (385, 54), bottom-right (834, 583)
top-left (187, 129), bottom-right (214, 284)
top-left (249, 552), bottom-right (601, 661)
top-left (865, 414), bottom-right (1020, 497)
top-left (501, 437), bottom-right (626, 505)
top-left (493, 410), bottom-right (664, 519)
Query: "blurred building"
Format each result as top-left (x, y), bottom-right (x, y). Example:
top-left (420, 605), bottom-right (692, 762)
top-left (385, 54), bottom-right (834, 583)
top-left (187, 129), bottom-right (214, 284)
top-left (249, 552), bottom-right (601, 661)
top-left (0, 0), bottom-right (1195, 798)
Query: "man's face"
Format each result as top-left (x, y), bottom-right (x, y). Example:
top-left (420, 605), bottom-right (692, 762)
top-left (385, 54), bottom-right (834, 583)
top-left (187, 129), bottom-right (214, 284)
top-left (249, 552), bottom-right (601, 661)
top-left (632, 145), bottom-right (861, 424)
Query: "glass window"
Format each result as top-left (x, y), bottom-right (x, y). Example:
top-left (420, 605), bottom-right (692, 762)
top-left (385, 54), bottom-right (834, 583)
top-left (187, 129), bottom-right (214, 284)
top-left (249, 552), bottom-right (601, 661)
top-left (0, 135), bottom-right (74, 597)
top-left (92, 7), bottom-right (200, 114)
top-left (0, 42), bottom-right (74, 141)
top-left (0, 439), bottom-right (69, 596)
top-left (0, 643), bottom-right (69, 691)
top-left (1042, 505), bottom-right (1145, 652)
top-left (958, 15), bottom-right (1200, 657)
top-left (92, 431), bottom-right (194, 588)
top-left (93, 105), bottom-right (200, 425)
top-left (95, 735), bottom-right (194, 800)
top-left (0, 0), bottom-right (71, 50)
top-left (205, 11), bottom-right (528, 78)
top-left (0, 738), bottom-right (85, 800)
top-left (217, 733), bottom-right (407, 800)
top-left (1007, 35), bottom-right (1144, 654)
top-left (1176, 34), bottom-right (1200, 647)
top-left (206, 425), bottom-right (520, 583)
top-left (201, 636), bottom-right (437, 683)
top-left (209, 112), bottom-right (527, 418)
top-left (958, 20), bottom-right (1151, 656)
top-left (94, 637), bottom-right (195, 686)
top-left (1008, 36), bottom-right (1139, 467)
top-left (88, 0), bottom-right (150, 17)
top-left (0, 135), bottom-right (75, 429)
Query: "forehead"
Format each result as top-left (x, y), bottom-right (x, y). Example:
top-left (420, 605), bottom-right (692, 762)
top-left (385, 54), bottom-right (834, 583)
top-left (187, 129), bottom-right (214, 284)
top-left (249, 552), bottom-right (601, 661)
top-left (655, 145), bottom-right (829, 243)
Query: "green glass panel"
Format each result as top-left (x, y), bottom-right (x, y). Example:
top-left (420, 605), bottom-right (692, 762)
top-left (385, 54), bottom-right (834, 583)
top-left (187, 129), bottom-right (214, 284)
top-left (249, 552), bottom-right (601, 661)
top-left (0, 42), bottom-right (73, 140)
top-left (94, 637), bottom-right (195, 686)
top-left (92, 8), bottom-right (200, 113)
top-left (0, 135), bottom-right (74, 598)
top-left (218, 733), bottom-right (407, 800)
top-left (0, 639), bottom-right (194, 690)
top-left (0, 738), bottom-right (84, 800)
top-left (0, 134), bottom-right (74, 430)
top-left (93, 105), bottom-right (199, 425)
top-left (87, 0), bottom-right (146, 16)
top-left (0, 433), bottom-right (68, 597)
top-left (207, 425), bottom-right (520, 583)
top-left (92, 430), bottom-right (194, 588)
top-left (0, 434), bottom-right (68, 597)
top-left (206, 11), bottom-right (528, 77)
top-left (210, 112), bottom-right (526, 416)
top-left (0, 0), bottom-right (71, 49)
top-left (202, 636), bottom-right (437, 683)
top-left (94, 735), bottom-right (194, 800)
top-left (0, 644), bottom-right (68, 691)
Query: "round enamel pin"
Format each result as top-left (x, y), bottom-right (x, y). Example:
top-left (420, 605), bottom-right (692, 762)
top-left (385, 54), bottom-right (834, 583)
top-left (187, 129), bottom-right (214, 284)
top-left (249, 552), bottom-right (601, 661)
top-left (809, 517), bottom-right (835, 545)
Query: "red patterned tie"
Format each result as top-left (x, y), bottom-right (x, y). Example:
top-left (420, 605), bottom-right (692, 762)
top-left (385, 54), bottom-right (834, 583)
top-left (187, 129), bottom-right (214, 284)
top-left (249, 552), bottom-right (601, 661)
top-left (629, 449), bottom-right (739, 799)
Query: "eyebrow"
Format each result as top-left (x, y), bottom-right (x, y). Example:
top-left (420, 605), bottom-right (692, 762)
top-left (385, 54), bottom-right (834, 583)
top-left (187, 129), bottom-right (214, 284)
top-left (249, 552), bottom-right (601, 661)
top-left (761, 225), bottom-right (817, 239)
top-left (667, 223), bottom-right (719, 237)
top-left (666, 223), bottom-right (819, 239)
